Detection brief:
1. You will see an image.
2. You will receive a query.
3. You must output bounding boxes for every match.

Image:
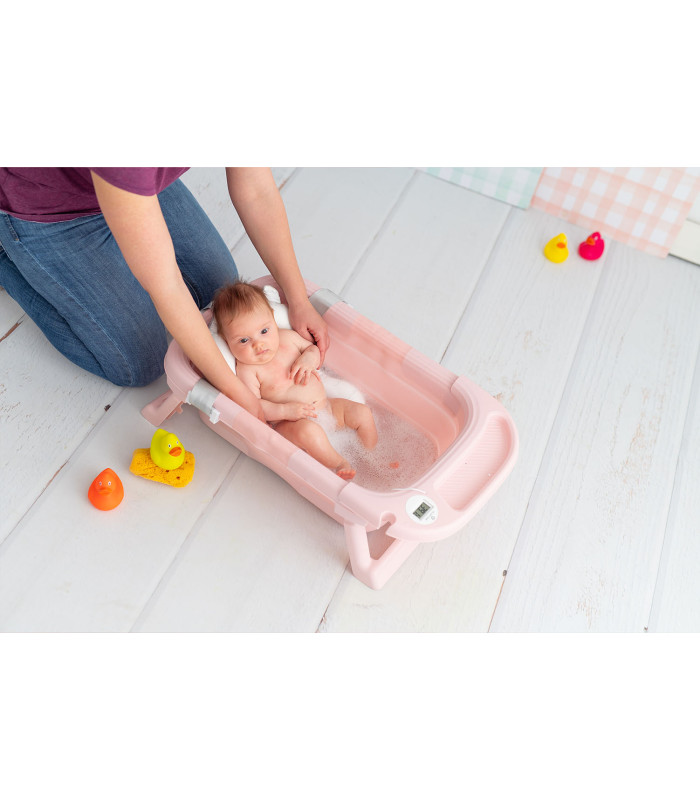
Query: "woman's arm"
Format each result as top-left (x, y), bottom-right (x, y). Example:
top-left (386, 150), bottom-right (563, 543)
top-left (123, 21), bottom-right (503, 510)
top-left (225, 168), bottom-right (330, 363)
top-left (91, 172), bottom-right (265, 421)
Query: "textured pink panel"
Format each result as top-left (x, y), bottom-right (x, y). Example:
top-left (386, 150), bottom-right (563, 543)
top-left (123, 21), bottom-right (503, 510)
top-left (435, 416), bottom-right (512, 512)
top-left (532, 168), bottom-right (700, 257)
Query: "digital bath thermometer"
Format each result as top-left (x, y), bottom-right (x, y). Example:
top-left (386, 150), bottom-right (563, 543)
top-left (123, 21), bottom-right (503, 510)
top-left (406, 494), bottom-right (438, 525)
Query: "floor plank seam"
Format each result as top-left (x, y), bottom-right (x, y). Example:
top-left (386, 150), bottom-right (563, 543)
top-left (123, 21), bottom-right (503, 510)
top-left (314, 566), bottom-right (351, 633)
top-left (438, 205), bottom-right (514, 365)
top-left (487, 569), bottom-right (509, 631)
top-left (129, 451), bottom-right (245, 631)
top-left (644, 335), bottom-right (700, 632)
top-left (487, 238), bottom-right (610, 629)
top-left (276, 167), bottom-right (299, 193)
top-left (339, 169), bottom-right (418, 297)
top-left (0, 460), bottom-right (69, 551)
top-left (0, 384), bottom-right (125, 551)
top-left (0, 316), bottom-right (24, 343)
top-left (223, 170), bottom-right (299, 258)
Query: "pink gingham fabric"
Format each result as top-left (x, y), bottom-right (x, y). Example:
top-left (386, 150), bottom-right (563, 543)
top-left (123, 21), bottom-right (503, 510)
top-left (531, 168), bottom-right (700, 257)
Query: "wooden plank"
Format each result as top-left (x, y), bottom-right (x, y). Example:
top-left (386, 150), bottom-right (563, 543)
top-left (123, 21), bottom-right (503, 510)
top-left (180, 167), bottom-right (295, 253)
top-left (230, 167), bottom-right (415, 291)
top-left (319, 209), bottom-right (606, 631)
top-left (647, 343), bottom-right (700, 631)
top-left (0, 381), bottom-right (242, 631)
top-left (490, 249), bottom-right (700, 632)
top-left (0, 318), bottom-right (120, 545)
top-left (134, 457), bottom-right (349, 632)
top-left (342, 170), bottom-right (511, 360)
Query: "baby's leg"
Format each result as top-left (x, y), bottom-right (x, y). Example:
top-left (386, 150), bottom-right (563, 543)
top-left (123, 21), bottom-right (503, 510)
top-left (329, 398), bottom-right (378, 449)
top-left (275, 419), bottom-right (356, 480)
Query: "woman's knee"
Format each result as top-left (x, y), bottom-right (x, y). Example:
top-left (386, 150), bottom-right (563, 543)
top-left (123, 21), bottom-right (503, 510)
top-left (106, 349), bottom-right (166, 387)
top-left (99, 319), bottom-right (169, 387)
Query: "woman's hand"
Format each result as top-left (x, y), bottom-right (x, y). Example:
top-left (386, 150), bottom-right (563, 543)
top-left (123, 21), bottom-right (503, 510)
top-left (224, 168), bottom-right (331, 363)
top-left (288, 301), bottom-right (330, 365)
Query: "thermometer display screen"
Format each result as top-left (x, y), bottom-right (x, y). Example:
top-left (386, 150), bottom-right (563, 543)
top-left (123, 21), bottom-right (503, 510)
top-left (413, 501), bottom-right (432, 519)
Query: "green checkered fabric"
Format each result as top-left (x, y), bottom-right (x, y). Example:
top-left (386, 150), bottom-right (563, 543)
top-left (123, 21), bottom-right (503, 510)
top-left (422, 167), bottom-right (543, 209)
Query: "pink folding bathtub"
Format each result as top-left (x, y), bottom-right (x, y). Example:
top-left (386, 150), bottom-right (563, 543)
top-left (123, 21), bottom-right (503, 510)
top-left (142, 276), bottom-right (518, 590)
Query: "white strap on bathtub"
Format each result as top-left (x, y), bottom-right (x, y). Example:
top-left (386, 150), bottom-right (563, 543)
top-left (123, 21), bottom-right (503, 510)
top-left (186, 379), bottom-right (221, 424)
top-left (309, 288), bottom-right (344, 316)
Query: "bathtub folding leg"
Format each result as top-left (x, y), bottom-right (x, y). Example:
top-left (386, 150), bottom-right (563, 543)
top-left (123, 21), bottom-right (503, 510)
top-left (141, 389), bottom-right (183, 427)
top-left (343, 522), bottom-right (419, 590)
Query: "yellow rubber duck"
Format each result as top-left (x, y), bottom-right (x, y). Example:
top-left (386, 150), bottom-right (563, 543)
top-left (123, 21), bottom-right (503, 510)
top-left (544, 233), bottom-right (569, 263)
top-left (150, 428), bottom-right (186, 470)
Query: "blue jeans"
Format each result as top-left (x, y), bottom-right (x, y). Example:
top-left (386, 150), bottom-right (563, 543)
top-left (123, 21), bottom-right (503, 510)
top-left (0, 179), bottom-right (238, 386)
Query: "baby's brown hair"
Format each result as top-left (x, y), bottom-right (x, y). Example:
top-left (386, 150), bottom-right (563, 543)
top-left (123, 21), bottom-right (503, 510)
top-left (212, 281), bottom-right (273, 334)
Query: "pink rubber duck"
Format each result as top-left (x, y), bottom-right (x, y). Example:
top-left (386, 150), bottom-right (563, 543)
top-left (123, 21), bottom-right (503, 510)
top-left (579, 232), bottom-right (605, 260)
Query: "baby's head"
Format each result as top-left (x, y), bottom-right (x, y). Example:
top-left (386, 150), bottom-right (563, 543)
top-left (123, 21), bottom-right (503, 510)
top-left (212, 281), bottom-right (280, 366)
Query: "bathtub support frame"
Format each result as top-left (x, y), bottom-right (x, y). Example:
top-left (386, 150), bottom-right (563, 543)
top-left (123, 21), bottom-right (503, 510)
top-left (343, 523), bottom-right (419, 591)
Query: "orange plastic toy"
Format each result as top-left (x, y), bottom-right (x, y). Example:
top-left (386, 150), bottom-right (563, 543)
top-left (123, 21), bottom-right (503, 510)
top-left (88, 467), bottom-right (124, 511)
top-left (579, 231), bottom-right (605, 260)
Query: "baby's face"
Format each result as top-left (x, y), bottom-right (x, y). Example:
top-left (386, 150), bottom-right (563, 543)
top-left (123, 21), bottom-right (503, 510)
top-left (222, 303), bottom-right (280, 366)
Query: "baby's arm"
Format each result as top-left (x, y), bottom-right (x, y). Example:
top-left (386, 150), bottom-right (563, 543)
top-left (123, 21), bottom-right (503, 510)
top-left (237, 362), bottom-right (317, 422)
top-left (286, 330), bottom-right (321, 385)
top-left (262, 399), bottom-right (318, 422)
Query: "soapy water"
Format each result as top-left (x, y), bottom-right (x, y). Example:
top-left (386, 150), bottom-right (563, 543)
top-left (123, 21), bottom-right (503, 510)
top-left (315, 401), bottom-right (438, 491)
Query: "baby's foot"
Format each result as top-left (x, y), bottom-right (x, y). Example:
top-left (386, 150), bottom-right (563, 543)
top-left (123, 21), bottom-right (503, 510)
top-left (336, 460), bottom-right (356, 481)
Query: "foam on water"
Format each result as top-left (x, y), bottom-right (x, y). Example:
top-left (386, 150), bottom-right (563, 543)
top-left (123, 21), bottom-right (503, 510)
top-left (317, 401), bottom-right (438, 491)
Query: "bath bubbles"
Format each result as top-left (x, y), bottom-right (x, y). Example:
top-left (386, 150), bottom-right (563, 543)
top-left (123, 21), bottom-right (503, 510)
top-left (320, 401), bottom-right (438, 491)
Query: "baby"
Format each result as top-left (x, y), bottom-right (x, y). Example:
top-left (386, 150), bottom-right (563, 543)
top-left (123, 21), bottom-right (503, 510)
top-left (212, 281), bottom-right (377, 480)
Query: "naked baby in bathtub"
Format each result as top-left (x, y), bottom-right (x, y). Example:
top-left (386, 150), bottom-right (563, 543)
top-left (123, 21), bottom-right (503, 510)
top-left (212, 281), bottom-right (377, 480)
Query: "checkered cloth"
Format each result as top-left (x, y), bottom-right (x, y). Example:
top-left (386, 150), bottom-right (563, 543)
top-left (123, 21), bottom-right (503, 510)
top-left (531, 167), bottom-right (700, 257)
top-left (422, 167), bottom-right (543, 209)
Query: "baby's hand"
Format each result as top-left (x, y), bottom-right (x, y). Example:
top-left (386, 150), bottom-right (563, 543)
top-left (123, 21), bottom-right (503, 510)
top-left (290, 350), bottom-right (321, 385)
top-left (291, 366), bottom-right (320, 386)
top-left (284, 402), bottom-right (318, 421)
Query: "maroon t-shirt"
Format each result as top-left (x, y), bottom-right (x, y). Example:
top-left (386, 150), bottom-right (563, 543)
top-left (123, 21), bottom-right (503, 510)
top-left (0, 167), bottom-right (189, 222)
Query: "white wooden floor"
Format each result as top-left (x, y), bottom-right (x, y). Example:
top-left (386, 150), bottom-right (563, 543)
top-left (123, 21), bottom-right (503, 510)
top-left (2, 167), bottom-right (699, 633)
